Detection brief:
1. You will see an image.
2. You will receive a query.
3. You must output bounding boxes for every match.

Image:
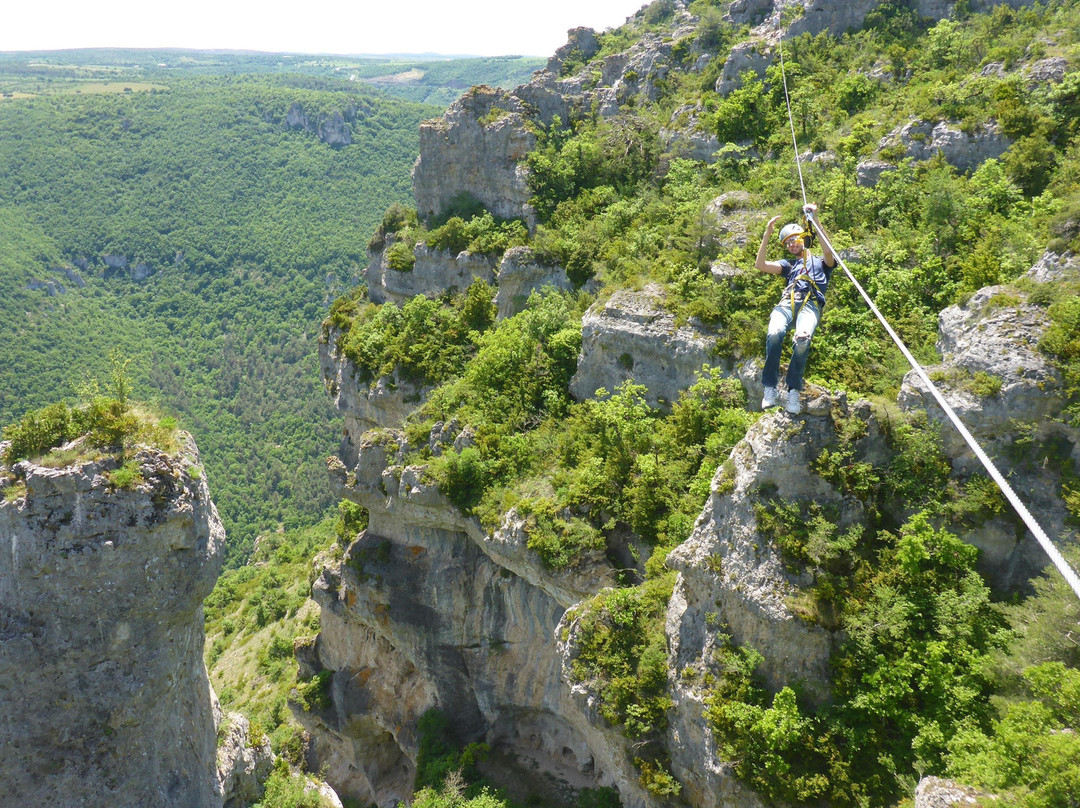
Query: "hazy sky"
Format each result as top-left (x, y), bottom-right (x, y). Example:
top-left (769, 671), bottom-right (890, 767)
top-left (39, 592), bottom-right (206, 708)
top-left (4, 0), bottom-right (648, 57)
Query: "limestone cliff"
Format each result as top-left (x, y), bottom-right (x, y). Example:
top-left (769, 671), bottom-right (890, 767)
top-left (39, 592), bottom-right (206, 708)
top-left (0, 437), bottom-right (225, 808)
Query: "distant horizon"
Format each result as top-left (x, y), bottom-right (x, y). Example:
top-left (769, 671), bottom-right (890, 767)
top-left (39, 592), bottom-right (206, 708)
top-left (3, 0), bottom-right (646, 59)
top-left (0, 46), bottom-right (535, 61)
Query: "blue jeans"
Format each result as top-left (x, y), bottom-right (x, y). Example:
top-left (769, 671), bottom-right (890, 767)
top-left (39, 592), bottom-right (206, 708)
top-left (762, 299), bottom-right (821, 391)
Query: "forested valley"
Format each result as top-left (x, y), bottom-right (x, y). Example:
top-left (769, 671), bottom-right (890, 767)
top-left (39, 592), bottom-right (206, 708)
top-left (0, 50), bottom-right (537, 560)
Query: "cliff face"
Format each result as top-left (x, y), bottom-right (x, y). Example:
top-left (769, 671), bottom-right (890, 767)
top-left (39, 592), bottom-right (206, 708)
top-left (0, 439), bottom-right (225, 807)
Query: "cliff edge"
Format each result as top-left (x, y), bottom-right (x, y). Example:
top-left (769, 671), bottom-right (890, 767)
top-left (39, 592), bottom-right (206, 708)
top-left (0, 435), bottom-right (226, 808)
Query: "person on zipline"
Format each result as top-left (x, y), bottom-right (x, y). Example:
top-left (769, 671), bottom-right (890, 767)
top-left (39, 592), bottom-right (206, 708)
top-left (755, 203), bottom-right (837, 415)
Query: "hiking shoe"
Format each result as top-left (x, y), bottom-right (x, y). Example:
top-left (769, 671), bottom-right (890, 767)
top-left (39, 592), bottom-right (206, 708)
top-left (785, 388), bottom-right (802, 415)
top-left (761, 386), bottom-right (778, 408)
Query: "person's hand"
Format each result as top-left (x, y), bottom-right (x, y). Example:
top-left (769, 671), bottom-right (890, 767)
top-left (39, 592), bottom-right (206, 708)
top-left (766, 215), bottom-right (782, 230)
top-left (803, 203), bottom-right (818, 218)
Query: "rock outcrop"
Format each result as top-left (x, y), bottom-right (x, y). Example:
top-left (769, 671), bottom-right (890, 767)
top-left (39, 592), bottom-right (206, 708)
top-left (0, 437), bottom-right (226, 808)
top-left (319, 323), bottom-right (429, 468)
top-left (412, 86), bottom-right (537, 226)
top-left (898, 253), bottom-right (1080, 589)
top-left (294, 429), bottom-right (618, 807)
top-left (365, 237), bottom-right (498, 306)
top-left (570, 284), bottom-right (721, 408)
top-left (216, 709), bottom-right (274, 807)
top-left (494, 246), bottom-right (572, 320)
top-left (882, 119), bottom-right (1012, 174)
top-left (285, 102), bottom-right (355, 147)
top-left (914, 776), bottom-right (993, 808)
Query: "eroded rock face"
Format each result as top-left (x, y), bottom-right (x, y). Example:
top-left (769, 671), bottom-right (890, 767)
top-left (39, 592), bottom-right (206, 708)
top-left (365, 238), bottom-right (499, 306)
top-left (412, 86), bottom-right (537, 225)
top-left (298, 436), bottom-right (617, 807)
top-left (217, 709), bottom-right (274, 808)
top-left (0, 439), bottom-right (225, 808)
top-left (664, 394), bottom-right (880, 803)
top-left (570, 284), bottom-right (721, 408)
top-left (494, 246), bottom-right (572, 320)
top-left (915, 776), bottom-right (993, 808)
top-left (884, 119), bottom-right (1012, 174)
top-left (319, 323), bottom-right (428, 468)
top-left (662, 104), bottom-right (723, 162)
top-left (898, 256), bottom-right (1080, 589)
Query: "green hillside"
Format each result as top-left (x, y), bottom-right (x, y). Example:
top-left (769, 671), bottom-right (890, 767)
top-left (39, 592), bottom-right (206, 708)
top-left (0, 49), bottom-right (544, 106)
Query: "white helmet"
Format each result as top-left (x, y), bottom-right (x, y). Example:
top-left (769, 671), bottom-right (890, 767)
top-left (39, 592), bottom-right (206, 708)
top-left (778, 223), bottom-right (803, 245)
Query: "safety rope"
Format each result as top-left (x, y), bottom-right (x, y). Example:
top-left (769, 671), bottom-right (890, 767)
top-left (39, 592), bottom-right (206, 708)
top-left (778, 35), bottom-right (809, 208)
top-left (774, 36), bottom-right (1080, 602)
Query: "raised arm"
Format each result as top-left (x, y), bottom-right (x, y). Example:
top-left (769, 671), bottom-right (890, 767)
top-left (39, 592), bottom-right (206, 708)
top-left (803, 203), bottom-right (836, 267)
top-left (755, 215), bottom-right (784, 274)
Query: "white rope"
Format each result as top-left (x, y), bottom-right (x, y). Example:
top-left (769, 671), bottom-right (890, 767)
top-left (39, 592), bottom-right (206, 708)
top-left (807, 216), bottom-right (1080, 602)
top-left (777, 32), bottom-right (808, 207)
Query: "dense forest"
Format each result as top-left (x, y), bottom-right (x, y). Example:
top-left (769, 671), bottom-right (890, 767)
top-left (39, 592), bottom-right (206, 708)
top-left (0, 51), bottom-right (539, 560)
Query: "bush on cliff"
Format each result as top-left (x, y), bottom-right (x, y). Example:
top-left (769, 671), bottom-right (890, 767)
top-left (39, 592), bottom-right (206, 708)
top-left (1, 357), bottom-right (179, 466)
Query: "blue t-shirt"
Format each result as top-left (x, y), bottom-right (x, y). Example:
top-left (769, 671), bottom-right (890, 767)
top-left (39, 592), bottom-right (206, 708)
top-left (779, 253), bottom-right (833, 307)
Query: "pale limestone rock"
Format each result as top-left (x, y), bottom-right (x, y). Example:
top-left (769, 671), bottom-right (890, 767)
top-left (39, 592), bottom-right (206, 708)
top-left (726, 0), bottom-right (774, 27)
top-left (319, 323), bottom-right (427, 467)
top-left (494, 246), bottom-right (572, 320)
top-left (716, 40), bottom-right (771, 96)
top-left (1027, 249), bottom-right (1080, 283)
top-left (309, 442), bottom-right (620, 806)
top-left (570, 284), bottom-right (722, 408)
top-left (52, 265), bottom-right (87, 288)
top-left (0, 438), bottom-right (225, 808)
top-left (412, 86), bottom-right (537, 226)
top-left (857, 159), bottom-right (896, 187)
top-left (286, 101), bottom-right (309, 130)
top-left (216, 710), bottom-right (274, 808)
top-left (897, 266), bottom-right (1078, 590)
top-left (318, 111), bottom-right (352, 147)
top-left (915, 776), bottom-right (992, 808)
top-left (557, 607), bottom-right (687, 808)
top-left (662, 103), bottom-right (723, 162)
top-left (1024, 56), bottom-right (1067, 86)
top-left (667, 399), bottom-right (870, 707)
top-left (365, 238), bottom-right (498, 307)
top-left (546, 27), bottom-right (602, 75)
top-left (883, 119), bottom-right (1012, 173)
top-left (705, 190), bottom-right (757, 251)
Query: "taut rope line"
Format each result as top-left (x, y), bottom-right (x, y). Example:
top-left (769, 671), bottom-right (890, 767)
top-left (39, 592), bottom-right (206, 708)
top-left (775, 35), bottom-right (1080, 602)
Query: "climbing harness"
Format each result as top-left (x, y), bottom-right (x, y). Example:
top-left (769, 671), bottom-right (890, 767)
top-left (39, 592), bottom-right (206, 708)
top-left (773, 36), bottom-right (1080, 603)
